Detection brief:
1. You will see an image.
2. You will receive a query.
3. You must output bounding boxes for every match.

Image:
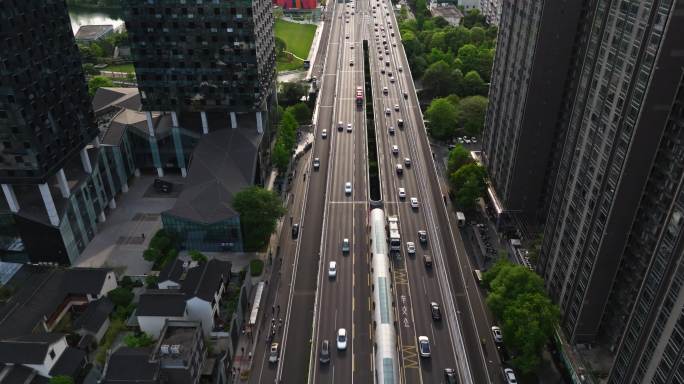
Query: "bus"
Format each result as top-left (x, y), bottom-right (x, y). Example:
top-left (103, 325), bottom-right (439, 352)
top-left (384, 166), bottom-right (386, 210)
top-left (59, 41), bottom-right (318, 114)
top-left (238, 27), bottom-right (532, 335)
top-left (355, 86), bottom-right (363, 106)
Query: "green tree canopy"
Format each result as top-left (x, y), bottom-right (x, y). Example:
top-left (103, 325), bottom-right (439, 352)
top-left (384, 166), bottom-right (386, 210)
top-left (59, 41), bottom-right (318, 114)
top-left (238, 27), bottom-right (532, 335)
top-left (275, 36), bottom-right (286, 56)
top-left (483, 259), bottom-right (559, 375)
top-left (421, 60), bottom-right (456, 98)
top-left (449, 163), bottom-right (487, 208)
top-left (462, 70), bottom-right (487, 96)
top-left (286, 102), bottom-right (312, 125)
top-left (455, 44), bottom-right (479, 75)
top-left (445, 26), bottom-right (471, 54)
top-left (278, 82), bottom-right (308, 106)
top-left (107, 287), bottom-right (134, 308)
top-left (462, 8), bottom-right (486, 28)
top-left (232, 186), bottom-right (286, 251)
top-left (469, 26), bottom-right (486, 45)
top-left (447, 144), bottom-right (472, 175)
top-left (49, 376), bottom-right (74, 384)
top-left (445, 94), bottom-right (460, 108)
top-left (458, 95), bottom-right (488, 136)
top-left (124, 333), bottom-right (156, 348)
top-left (271, 140), bottom-right (290, 173)
top-left (88, 76), bottom-right (113, 97)
top-left (189, 250), bottom-right (208, 262)
top-left (425, 98), bottom-right (459, 141)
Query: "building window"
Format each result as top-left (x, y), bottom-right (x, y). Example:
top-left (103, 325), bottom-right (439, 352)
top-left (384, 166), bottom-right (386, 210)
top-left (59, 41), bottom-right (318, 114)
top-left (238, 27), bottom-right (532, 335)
top-left (49, 349), bottom-right (56, 359)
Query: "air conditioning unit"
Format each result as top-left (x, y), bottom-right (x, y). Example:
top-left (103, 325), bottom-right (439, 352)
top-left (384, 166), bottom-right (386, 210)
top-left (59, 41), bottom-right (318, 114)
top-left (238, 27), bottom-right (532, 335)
top-left (170, 345), bottom-right (181, 355)
top-left (160, 344), bottom-right (170, 355)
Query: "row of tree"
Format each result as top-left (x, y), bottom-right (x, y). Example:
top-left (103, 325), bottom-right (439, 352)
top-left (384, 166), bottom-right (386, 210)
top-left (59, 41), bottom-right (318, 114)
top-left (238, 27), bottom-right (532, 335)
top-left (483, 259), bottom-right (560, 375)
top-left (425, 94), bottom-right (487, 140)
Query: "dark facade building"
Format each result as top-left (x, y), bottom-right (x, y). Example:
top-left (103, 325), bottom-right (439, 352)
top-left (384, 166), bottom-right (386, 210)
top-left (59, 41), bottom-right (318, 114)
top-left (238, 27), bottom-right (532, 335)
top-left (482, 0), bottom-right (586, 233)
top-left (122, 0), bottom-right (276, 177)
top-left (539, 0), bottom-right (684, 346)
top-left (0, 1), bottom-right (135, 264)
top-left (0, 1), bottom-right (98, 184)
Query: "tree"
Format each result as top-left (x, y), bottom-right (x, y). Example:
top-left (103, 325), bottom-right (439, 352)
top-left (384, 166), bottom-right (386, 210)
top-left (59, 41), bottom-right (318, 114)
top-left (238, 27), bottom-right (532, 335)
top-left (88, 76), bottom-right (113, 96)
top-left (124, 333), bottom-right (156, 348)
top-left (232, 186), bottom-right (286, 251)
top-left (458, 95), bottom-right (488, 136)
top-left (278, 82), bottom-right (308, 106)
top-left (425, 98), bottom-right (459, 141)
top-left (475, 47), bottom-right (495, 82)
top-left (286, 102), bottom-right (312, 125)
top-left (271, 140), bottom-right (290, 172)
top-left (455, 44), bottom-right (479, 75)
top-left (143, 248), bottom-right (162, 263)
top-left (445, 94), bottom-right (461, 108)
top-left (189, 250), bottom-right (208, 262)
top-left (49, 376), bottom-right (74, 384)
top-left (445, 26), bottom-right (471, 54)
top-left (145, 274), bottom-right (159, 289)
top-left (82, 63), bottom-right (98, 76)
top-left (421, 60), bottom-right (456, 98)
top-left (447, 144), bottom-right (472, 175)
top-left (469, 26), bottom-right (486, 45)
top-left (409, 55), bottom-right (428, 79)
top-left (483, 259), bottom-right (559, 375)
top-left (275, 36), bottom-right (286, 56)
top-left (401, 30), bottom-right (422, 59)
top-left (279, 110), bottom-right (299, 150)
top-left (107, 287), bottom-right (134, 308)
top-left (462, 70), bottom-right (487, 96)
top-left (462, 8), bottom-right (486, 28)
top-left (449, 163), bottom-right (487, 208)
top-left (431, 16), bottom-right (450, 29)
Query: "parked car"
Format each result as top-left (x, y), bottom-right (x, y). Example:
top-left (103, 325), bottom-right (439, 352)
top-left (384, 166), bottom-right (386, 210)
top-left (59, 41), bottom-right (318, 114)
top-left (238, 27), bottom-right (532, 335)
top-left (504, 368), bottom-right (517, 384)
top-left (491, 326), bottom-right (503, 343)
top-left (292, 224), bottom-right (299, 238)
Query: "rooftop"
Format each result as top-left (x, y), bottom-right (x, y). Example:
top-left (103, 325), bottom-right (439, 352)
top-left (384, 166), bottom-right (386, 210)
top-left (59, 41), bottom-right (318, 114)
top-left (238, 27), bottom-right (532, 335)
top-left (73, 297), bottom-right (115, 333)
top-left (0, 333), bottom-right (64, 365)
top-left (158, 259), bottom-right (231, 301)
top-left (163, 120), bottom-right (262, 224)
top-left (74, 24), bottom-right (114, 41)
top-left (101, 347), bottom-right (159, 384)
top-left (137, 291), bottom-right (187, 317)
top-left (153, 321), bottom-right (201, 368)
top-left (0, 267), bottom-right (114, 338)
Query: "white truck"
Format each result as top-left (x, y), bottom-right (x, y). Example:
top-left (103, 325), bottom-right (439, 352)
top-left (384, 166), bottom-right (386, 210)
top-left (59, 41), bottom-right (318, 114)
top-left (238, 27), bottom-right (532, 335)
top-left (387, 215), bottom-right (401, 252)
top-left (456, 211), bottom-right (466, 227)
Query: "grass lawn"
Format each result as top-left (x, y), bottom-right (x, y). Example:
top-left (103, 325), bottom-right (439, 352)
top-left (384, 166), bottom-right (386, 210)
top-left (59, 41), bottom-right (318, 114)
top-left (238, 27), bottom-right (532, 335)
top-left (275, 19), bottom-right (316, 60)
top-left (104, 63), bottom-right (136, 73)
top-left (277, 56), bottom-right (304, 72)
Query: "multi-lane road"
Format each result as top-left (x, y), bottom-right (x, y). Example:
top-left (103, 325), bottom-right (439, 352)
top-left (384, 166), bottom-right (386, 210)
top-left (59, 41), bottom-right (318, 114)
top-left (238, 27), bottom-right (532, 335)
top-left (251, 0), bottom-right (505, 382)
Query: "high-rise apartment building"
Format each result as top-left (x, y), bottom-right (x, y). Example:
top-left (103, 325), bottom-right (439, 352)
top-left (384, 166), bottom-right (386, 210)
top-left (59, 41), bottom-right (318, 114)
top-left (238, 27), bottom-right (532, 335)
top-left (0, 1), bottom-right (135, 264)
top-left (539, 0), bottom-right (684, 346)
top-left (122, 0), bottom-right (277, 252)
top-left (479, 0), bottom-right (502, 26)
top-left (482, 0), bottom-right (585, 231)
top-left (123, 0), bottom-right (276, 177)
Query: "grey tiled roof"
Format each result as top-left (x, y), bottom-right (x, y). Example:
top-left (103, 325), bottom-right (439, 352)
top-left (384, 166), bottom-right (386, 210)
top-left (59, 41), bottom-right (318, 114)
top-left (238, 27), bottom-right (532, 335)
top-left (137, 291), bottom-right (187, 317)
top-left (0, 333), bottom-right (64, 365)
top-left (158, 259), bottom-right (231, 301)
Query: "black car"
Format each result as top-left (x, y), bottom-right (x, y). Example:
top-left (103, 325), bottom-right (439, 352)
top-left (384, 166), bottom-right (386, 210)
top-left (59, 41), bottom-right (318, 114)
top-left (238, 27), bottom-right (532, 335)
top-left (418, 230), bottom-right (427, 244)
top-left (430, 302), bottom-right (441, 321)
top-left (319, 340), bottom-right (330, 364)
top-left (444, 368), bottom-right (457, 383)
top-left (292, 224), bottom-right (299, 239)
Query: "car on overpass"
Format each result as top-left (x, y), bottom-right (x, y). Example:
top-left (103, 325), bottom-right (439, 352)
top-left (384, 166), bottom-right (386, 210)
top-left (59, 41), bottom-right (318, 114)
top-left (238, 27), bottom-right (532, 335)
top-left (337, 328), bottom-right (348, 350)
top-left (418, 336), bottom-right (431, 358)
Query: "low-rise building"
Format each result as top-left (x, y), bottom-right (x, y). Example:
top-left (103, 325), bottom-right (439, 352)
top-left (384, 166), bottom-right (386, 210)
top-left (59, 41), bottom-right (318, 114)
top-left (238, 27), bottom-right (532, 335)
top-left (429, 3), bottom-right (463, 26)
top-left (137, 259), bottom-right (231, 337)
top-left (102, 320), bottom-right (217, 384)
top-left (74, 25), bottom-right (114, 43)
top-left (0, 333), bottom-right (86, 379)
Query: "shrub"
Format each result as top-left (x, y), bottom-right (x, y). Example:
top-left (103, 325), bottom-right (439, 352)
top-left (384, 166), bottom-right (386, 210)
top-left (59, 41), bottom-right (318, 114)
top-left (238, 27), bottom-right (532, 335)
top-left (250, 259), bottom-right (264, 277)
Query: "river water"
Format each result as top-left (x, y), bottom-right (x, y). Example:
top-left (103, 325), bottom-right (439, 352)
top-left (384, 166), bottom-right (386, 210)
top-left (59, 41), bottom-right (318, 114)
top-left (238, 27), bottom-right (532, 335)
top-left (68, 6), bottom-right (125, 34)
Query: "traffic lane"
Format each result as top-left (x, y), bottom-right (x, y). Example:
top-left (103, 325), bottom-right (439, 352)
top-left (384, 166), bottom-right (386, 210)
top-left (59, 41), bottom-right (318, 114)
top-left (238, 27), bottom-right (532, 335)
top-left (279, 6), bottom-right (344, 383)
top-left (378, 41), bottom-right (462, 380)
top-left (251, 153), bottom-right (315, 384)
top-left (316, 203), bottom-right (355, 383)
top-left (390, 31), bottom-right (492, 384)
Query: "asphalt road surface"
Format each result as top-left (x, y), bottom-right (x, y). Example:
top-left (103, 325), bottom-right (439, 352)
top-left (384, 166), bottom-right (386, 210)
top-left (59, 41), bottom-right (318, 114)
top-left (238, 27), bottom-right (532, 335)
top-left (252, 0), bottom-right (505, 382)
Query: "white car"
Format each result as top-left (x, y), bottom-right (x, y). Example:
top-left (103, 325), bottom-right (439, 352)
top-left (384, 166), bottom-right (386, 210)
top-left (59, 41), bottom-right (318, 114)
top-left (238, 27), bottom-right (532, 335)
top-left (398, 187), bottom-right (406, 199)
top-left (406, 242), bottom-right (416, 255)
top-left (347, 123), bottom-right (352, 132)
top-left (321, 129), bottom-right (327, 138)
top-left (269, 343), bottom-right (279, 363)
top-left (349, 59), bottom-right (354, 66)
top-left (410, 197), bottom-right (419, 208)
top-left (328, 261), bottom-right (337, 278)
top-left (418, 336), bottom-right (431, 357)
top-left (404, 157), bottom-right (411, 167)
top-left (491, 326), bottom-right (503, 343)
top-left (337, 328), bottom-right (348, 350)
top-left (390, 77), bottom-right (395, 83)
top-left (504, 368), bottom-right (517, 384)
top-left (392, 145), bottom-right (399, 155)
top-left (383, 87), bottom-right (389, 95)
top-left (385, 108), bottom-right (391, 115)
top-left (344, 182), bottom-right (352, 195)
top-left (394, 104), bottom-right (400, 111)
